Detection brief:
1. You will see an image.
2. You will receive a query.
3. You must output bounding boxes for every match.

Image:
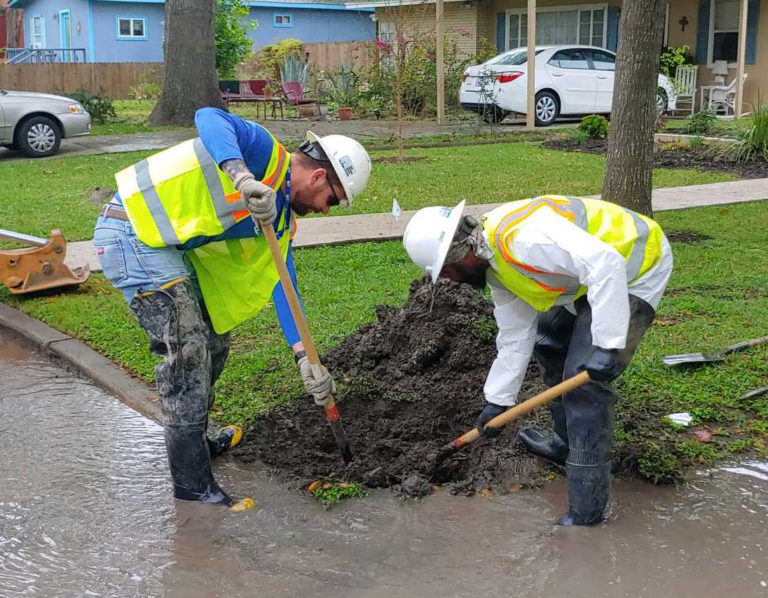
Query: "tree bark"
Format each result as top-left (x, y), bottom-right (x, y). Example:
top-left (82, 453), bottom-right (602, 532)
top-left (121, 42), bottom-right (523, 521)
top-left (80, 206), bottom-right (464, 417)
top-left (601, 0), bottom-right (665, 217)
top-left (150, 0), bottom-right (224, 126)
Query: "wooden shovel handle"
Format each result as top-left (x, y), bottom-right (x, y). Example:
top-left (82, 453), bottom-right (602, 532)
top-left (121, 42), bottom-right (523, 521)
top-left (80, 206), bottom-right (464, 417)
top-left (257, 217), bottom-right (353, 462)
top-left (453, 371), bottom-right (591, 450)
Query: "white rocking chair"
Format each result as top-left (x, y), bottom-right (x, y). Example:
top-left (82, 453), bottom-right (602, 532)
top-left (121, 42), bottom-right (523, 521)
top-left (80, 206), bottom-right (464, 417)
top-left (673, 65), bottom-right (698, 115)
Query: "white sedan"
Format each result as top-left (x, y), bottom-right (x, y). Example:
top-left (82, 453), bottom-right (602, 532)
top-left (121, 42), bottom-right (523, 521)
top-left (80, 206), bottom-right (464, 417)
top-left (460, 45), bottom-right (677, 126)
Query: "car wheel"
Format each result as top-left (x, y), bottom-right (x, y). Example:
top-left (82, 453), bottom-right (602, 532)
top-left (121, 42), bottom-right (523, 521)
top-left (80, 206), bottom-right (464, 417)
top-left (535, 91), bottom-right (559, 127)
top-left (656, 88), bottom-right (668, 114)
top-left (482, 106), bottom-right (506, 124)
top-left (17, 116), bottom-right (62, 158)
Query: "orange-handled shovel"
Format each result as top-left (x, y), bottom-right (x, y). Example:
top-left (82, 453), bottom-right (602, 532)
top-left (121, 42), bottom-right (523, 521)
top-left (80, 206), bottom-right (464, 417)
top-left (258, 218), bottom-right (354, 464)
top-left (434, 371), bottom-right (591, 467)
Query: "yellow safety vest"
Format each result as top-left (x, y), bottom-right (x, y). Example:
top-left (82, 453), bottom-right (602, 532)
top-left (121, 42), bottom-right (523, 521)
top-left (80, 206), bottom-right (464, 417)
top-left (483, 195), bottom-right (664, 312)
top-left (115, 133), bottom-right (292, 333)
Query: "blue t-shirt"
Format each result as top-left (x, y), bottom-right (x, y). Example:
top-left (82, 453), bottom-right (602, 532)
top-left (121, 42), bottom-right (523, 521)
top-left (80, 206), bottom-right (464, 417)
top-left (116, 107), bottom-right (303, 346)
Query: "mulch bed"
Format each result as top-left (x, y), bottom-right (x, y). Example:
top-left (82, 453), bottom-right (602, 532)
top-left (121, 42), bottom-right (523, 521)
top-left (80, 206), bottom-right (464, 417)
top-left (542, 137), bottom-right (768, 179)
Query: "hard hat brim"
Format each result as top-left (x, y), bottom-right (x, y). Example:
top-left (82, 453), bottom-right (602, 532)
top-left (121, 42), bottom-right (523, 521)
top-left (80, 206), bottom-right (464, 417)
top-left (305, 131), bottom-right (352, 208)
top-left (428, 200), bottom-right (466, 283)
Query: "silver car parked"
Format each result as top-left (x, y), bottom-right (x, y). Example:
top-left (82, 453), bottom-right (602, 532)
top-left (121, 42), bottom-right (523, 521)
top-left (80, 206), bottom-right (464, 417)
top-left (0, 90), bottom-right (91, 158)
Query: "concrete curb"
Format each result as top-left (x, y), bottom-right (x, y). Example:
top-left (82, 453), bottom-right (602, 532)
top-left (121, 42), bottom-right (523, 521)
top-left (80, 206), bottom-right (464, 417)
top-left (0, 302), bottom-right (162, 424)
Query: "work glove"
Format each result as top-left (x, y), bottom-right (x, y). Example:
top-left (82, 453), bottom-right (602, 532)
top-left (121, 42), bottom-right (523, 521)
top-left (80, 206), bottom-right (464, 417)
top-left (297, 355), bottom-right (337, 405)
top-left (579, 347), bottom-right (622, 383)
top-left (476, 402), bottom-right (508, 438)
top-left (235, 173), bottom-right (277, 224)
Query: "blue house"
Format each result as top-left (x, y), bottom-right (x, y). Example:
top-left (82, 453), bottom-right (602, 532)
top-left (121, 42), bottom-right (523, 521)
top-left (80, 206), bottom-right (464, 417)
top-left (6, 0), bottom-right (374, 63)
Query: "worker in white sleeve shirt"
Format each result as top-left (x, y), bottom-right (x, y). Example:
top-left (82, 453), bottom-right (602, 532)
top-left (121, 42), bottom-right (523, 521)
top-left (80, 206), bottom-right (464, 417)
top-left (403, 195), bottom-right (673, 526)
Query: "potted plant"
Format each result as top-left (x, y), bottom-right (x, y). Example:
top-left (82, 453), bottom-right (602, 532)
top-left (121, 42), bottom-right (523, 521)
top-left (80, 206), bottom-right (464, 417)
top-left (263, 83), bottom-right (274, 98)
top-left (338, 106), bottom-right (354, 121)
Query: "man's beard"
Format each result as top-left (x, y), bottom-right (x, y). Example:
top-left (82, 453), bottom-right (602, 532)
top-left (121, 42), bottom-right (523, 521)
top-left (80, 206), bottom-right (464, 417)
top-left (447, 261), bottom-right (487, 289)
top-left (291, 191), bottom-right (308, 216)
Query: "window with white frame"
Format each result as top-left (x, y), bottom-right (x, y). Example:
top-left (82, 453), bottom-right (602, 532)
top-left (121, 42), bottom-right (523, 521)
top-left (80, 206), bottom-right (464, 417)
top-left (29, 16), bottom-right (45, 48)
top-left (507, 5), bottom-right (607, 50)
top-left (273, 14), bottom-right (293, 27)
top-left (117, 17), bottom-right (146, 39)
top-left (709, 0), bottom-right (739, 63)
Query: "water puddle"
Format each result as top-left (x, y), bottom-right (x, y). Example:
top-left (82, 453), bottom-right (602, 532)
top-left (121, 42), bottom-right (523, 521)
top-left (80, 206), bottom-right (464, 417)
top-left (1, 330), bottom-right (766, 597)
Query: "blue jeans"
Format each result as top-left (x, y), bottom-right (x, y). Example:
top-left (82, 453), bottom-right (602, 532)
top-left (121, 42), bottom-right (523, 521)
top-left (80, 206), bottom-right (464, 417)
top-left (93, 214), bottom-right (190, 302)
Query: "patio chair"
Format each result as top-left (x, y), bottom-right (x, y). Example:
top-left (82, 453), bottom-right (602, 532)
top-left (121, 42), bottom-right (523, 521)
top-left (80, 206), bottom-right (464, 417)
top-left (708, 73), bottom-right (748, 116)
top-left (281, 81), bottom-right (319, 108)
top-left (673, 65), bottom-right (697, 115)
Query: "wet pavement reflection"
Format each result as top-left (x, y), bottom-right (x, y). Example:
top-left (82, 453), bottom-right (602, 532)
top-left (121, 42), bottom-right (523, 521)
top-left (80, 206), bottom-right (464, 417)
top-left (1, 329), bottom-right (767, 597)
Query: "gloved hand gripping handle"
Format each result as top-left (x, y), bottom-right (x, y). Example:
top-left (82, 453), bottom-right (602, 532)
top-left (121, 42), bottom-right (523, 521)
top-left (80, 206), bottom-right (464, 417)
top-left (254, 215), bottom-right (354, 464)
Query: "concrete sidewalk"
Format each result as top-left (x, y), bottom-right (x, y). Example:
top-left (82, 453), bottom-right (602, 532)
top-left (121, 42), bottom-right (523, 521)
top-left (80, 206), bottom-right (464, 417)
top-left (0, 118), bottom-right (559, 163)
top-left (66, 178), bottom-right (768, 272)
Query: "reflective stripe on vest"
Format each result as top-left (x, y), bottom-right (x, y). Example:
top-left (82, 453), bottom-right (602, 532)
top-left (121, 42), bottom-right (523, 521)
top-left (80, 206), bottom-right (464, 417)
top-left (187, 205), bottom-right (293, 334)
top-left (484, 196), bottom-right (663, 311)
top-left (116, 131), bottom-right (289, 248)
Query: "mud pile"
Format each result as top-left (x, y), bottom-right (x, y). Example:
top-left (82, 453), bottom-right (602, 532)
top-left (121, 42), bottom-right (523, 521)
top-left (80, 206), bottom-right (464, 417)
top-left (233, 279), bottom-right (550, 495)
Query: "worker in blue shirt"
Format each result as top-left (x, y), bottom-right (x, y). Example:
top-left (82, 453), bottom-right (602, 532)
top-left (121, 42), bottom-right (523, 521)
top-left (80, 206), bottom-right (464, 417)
top-left (93, 108), bottom-right (372, 511)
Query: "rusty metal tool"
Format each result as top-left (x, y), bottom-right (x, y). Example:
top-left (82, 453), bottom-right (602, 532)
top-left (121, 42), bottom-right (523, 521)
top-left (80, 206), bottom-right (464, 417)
top-left (257, 217), bottom-right (354, 464)
top-left (0, 228), bottom-right (90, 294)
top-left (433, 371), bottom-right (591, 468)
top-left (663, 336), bottom-right (768, 366)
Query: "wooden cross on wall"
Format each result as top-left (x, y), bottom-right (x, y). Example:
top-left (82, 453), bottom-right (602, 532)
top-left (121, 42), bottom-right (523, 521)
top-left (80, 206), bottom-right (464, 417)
top-left (679, 16), bottom-right (689, 31)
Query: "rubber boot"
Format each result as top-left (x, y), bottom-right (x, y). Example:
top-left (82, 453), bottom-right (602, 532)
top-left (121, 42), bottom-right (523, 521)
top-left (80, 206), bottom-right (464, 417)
top-left (208, 425), bottom-right (243, 459)
top-left (556, 462), bottom-right (610, 526)
top-left (518, 400), bottom-right (569, 466)
top-left (166, 423), bottom-right (254, 512)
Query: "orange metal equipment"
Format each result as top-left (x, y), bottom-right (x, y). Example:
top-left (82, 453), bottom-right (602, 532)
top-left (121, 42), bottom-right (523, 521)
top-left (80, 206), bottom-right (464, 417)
top-left (0, 228), bottom-right (90, 294)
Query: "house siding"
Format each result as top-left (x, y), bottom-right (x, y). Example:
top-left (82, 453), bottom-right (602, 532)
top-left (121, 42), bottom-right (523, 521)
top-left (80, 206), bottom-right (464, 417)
top-left (248, 6), bottom-right (374, 48)
top-left (91, 2), bottom-right (164, 62)
top-left (375, 2), bottom-right (479, 56)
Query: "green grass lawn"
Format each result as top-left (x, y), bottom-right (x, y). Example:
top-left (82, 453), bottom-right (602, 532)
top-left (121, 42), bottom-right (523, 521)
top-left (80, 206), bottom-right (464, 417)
top-left (1, 200), bottom-right (767, 482)
top-left (89, 100), bottom-right (303, 136)
top-left (0, 142), bottom-right (736, 243)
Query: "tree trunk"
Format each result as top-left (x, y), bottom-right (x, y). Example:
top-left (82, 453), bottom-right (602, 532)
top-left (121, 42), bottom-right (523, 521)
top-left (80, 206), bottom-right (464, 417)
top-left (601, 0), bottom-right (665, 217)
top-left (150, 0), bottom-right (224, 126)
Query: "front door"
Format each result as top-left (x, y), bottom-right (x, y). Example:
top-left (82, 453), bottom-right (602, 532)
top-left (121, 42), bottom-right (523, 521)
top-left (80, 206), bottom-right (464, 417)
top-left (588, 50), bottom-right (616, 112)
top-left (545, 48), bottom-right (596, 113)
top-left (59, 11), bottom-right (71, 62)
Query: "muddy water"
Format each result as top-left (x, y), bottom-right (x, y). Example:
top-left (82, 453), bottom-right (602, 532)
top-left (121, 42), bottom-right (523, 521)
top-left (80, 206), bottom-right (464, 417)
top-left (1, 330), bottom-right (767, 597)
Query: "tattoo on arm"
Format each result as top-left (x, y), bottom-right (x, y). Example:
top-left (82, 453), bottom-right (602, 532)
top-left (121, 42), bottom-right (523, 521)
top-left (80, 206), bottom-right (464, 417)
top-left (221, 159), bottom-right (249, 182)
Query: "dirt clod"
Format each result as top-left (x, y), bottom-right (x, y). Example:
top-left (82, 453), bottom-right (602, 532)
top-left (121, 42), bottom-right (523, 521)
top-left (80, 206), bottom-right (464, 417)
top-left (233, 279), bottom-right (549, 496)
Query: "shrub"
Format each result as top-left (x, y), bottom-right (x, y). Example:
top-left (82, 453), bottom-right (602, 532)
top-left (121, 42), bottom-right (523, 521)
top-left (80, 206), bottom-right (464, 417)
top-left (129, 69), bottom-right (161, 101)
top-left (68, 89), bottom-right (116, 124)
top-left (215, 0), bottom-right (255, 79)
top-left (723, 101), bottom-right (768, 163)
top-left (685, 110), bottom-right (717, 135)
top-left (659, 45), bottom-right (693, 78)
top-left (577, 114), bottom-right (610, 139)
top-left (260, 39), bottom-right (304, 82)
top-left (687, 135), bottom-right (705, 149)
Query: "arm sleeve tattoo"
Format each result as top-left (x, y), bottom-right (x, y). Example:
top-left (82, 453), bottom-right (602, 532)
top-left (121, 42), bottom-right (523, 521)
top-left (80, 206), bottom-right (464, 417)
top-left (221, 158), bottom-right (250, 182)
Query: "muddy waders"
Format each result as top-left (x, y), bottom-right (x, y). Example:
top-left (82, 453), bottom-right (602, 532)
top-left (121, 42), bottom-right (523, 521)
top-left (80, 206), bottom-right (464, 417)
top-left (131, 279), bottom-right (252, 511)
top-left (521, 296), bottom-right (655, 525)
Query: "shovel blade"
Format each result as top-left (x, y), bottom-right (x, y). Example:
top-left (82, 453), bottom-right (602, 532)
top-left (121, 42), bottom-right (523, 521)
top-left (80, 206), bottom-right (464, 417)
top-left (663, 352), bottom-right (724, 366)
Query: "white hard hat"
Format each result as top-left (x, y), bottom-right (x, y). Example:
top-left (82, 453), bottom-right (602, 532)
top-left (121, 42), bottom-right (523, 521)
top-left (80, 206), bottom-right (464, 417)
top-left (403, 200), bottom-right (466, 283)
top-left (305, 131), bottom-right (371, 207)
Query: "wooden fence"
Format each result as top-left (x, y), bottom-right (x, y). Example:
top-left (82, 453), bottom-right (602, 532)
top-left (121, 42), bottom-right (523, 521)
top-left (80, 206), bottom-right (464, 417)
top-left (304, 41), bottom-right (376, 73)
top-left (0, 42), bottom-right (372, 99)
top-left (0, 63), bottom-right (163, 98)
